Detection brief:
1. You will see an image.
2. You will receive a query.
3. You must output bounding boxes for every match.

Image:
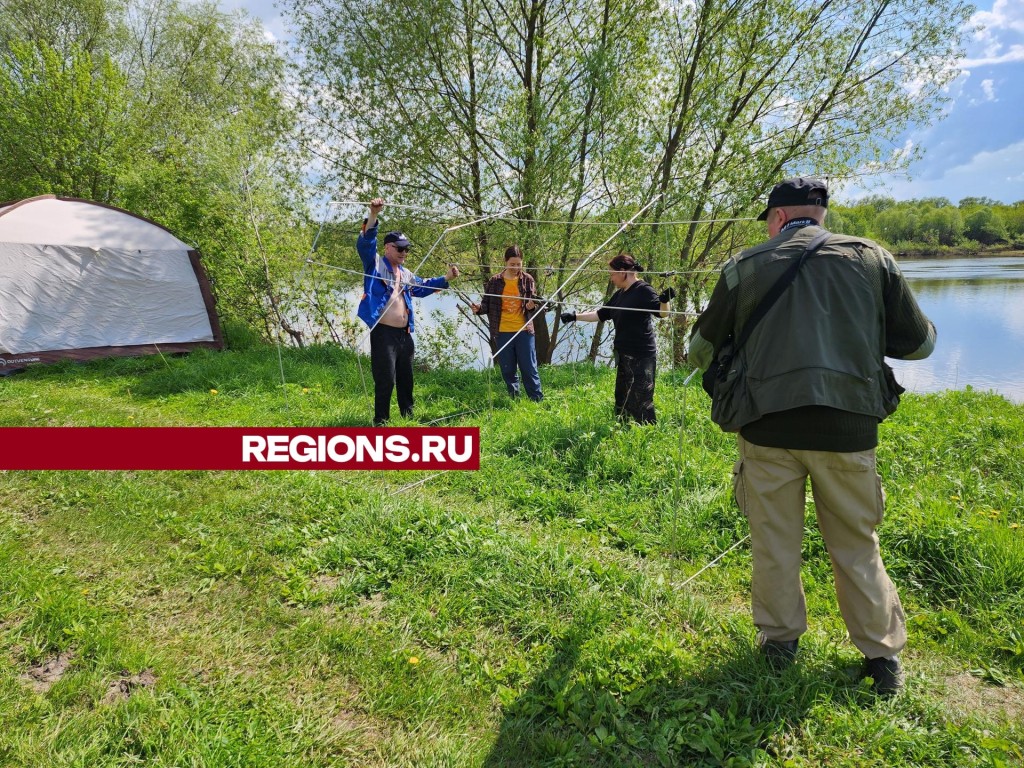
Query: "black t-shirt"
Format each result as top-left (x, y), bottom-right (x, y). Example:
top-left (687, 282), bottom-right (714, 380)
top-left (597, 280), bottom-right (660, 357)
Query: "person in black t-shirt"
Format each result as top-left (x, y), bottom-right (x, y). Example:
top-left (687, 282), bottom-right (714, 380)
top-left (561, 252), bottom-right (673, 423)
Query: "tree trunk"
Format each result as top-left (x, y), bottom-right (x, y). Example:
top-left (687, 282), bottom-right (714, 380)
top-left (588, 319), bottom-right (606, 364)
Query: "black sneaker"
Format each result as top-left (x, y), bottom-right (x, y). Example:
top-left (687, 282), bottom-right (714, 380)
top-left (863, 656), bottom-right (904, 697)
top-left (759, 638), bottom-right (799, 669)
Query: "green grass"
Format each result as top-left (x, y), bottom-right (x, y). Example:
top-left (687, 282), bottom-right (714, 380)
top-left (1, 346), bottom-right (1022, 766)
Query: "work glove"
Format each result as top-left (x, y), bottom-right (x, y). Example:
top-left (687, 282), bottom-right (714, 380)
top-left (658, 287), bottom-right (676, 303)
top-left (560, 311), bottom-right (576, 324)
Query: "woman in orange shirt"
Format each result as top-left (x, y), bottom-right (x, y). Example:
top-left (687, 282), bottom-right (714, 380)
top-left (472, 245), bottom-right (543, 401)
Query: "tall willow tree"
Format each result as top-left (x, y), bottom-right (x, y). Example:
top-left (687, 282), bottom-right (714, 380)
top-left (291, 0), bottom-right (969, 359)
top-left (0, 0), bottom-right (308, 342)
top-left (291, 0), bottom-right (657, 358)
top-left (631, 0), bottom-right (972, 358)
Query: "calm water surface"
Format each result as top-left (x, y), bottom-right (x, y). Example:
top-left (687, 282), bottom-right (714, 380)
top-left (889, 256), bottom-right (1024, 403)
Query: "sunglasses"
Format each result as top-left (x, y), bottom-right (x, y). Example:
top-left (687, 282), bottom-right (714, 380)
top-left (394, 245), bottom-right (410, 253)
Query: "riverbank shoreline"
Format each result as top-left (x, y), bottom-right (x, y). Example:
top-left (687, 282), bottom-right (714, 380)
top-left (893, 244), bottom-right (1024, 259)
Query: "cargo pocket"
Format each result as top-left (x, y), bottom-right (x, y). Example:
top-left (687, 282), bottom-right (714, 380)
top-left (732, 458), bottom-right (747, 518)
top-left (825, 451), bottom-right (874, 473)
top-left (826, 450), bottom-right (884, 526)
top-left (875, 474), bottom-right (886, 527)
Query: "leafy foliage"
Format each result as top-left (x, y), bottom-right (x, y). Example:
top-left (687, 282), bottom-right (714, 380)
top-left (0, 0), bottom-right (309, 342)
top-left (830, 197), bottom-right (1024, 252)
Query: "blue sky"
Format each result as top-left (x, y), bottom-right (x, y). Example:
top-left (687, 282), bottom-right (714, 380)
top-left (864, 0), bottom-right (1024, 205)
top-left (227, 0), bottom-right (1023, 205)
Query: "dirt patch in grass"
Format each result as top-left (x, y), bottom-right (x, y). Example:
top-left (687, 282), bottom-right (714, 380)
top-left (102, 669), bottom-right (157, 705)
top-left (312, 574), bottom-right (342, 593)
top-left (940, 671), bottom-right (1024, 722)
top-left (330, 709), bottom-right (384, 741)
top-left (21, 650), bottom-right (75, 694)
top-left (357, 592), bottom-right (387, 618)
top-left (325, 592), bottom-right (387, 621)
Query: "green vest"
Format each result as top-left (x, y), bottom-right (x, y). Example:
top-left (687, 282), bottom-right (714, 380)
top-left (718, 226), bottom-right (892, 428)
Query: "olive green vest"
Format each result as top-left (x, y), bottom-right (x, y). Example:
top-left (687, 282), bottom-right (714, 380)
top-left (719, 226), bottom-right (892, 427)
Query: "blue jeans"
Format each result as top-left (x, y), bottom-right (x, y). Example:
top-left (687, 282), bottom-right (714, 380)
top-left (495, 331), bottom-right (542, 401)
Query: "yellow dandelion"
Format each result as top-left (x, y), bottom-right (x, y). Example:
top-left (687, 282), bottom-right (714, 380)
top-left (1010, 523), bottom-right (1020, 530)
top-left (302, 388), bottom-right (310, 394)
top-left (408, 656), bottom-right (420, 665)
top-left (210, 389), bottom-right (218, 395)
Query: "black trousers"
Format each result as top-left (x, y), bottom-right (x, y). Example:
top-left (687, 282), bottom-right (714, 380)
top-left (370, 324), bottom-right (415, 424)
top-left (614, 352), bottom-right (656, 424)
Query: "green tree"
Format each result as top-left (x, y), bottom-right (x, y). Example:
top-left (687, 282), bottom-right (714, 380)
top-left (912, 196), bottom-right (953, 208)
top-left (0, 0), bottom-right (114, 56)
top-left (0, 40), bottom-right (134, 201)
top-left (958, 196), bottom-right (1002, 208)
top-left (0, 0), bottom-right (309, 343)
top-left (640, 0), bottom-right (971, 354)
top-left (964, 206), bottom-right (1008, 245)
top-left (859, 194), bottom-right (897, 213)
top-left (876, 205), bottom-right (919, 244)
top-left (920, 206), bottom-right (963, 245)
top-left (999, 201), bottom-right (1024, 240)
top-left (826, 204), bottom-right (873, 238)
top-left (291, 0), bottom-right (654, 360)
top-left (290, 0), bottom-right (972, 363)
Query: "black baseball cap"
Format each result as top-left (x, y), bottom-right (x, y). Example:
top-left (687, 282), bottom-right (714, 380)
top-left (757, 177), bottom-right (829, 221)
top-left (383, 231), bottom-right (411, 248)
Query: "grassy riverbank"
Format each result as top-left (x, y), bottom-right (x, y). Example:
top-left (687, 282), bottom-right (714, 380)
top-left (888, 244), bottom-right (1024, 260)
top-left (1, 346), bottom-right (1022, 767)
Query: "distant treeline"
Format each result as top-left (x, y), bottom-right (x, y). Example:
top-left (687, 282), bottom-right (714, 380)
top-left (828, 196), bottom-right (1024, 255)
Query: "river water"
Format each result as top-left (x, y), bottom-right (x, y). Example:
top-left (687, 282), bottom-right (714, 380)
top-left (888, 255), bottom-right (1024, 403)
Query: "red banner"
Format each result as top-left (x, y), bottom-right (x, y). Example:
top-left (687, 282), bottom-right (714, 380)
top-left (0, 427), bottom-right (480, 470)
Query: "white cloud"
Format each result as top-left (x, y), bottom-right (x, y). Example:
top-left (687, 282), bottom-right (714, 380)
top-left (969, 77), bottom-right (998, 104)
top-left (962, 44), bottom-right (1024, 67)
top-left (854, 139), bottom-right (1024, 203)
top-left (963, 0), bottom-right (1024, 66)
top-left (972, 0), bottom-right (1024, 35)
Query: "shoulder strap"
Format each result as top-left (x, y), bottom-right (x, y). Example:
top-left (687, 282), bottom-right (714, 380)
top-left (732, 230), bottom-right (831, 354)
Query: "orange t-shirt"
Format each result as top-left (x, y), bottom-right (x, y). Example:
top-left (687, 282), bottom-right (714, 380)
top-left (498, 277), bottom-right (525, 332)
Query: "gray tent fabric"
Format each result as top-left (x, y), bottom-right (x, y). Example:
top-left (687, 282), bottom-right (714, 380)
top-left (0, 196), bottom-right (222, 366)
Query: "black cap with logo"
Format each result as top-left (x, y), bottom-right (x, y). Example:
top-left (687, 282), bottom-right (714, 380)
top-left (757, 177), bottom-right (829, 221)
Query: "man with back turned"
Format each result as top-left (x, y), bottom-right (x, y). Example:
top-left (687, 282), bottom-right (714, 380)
top-left (689, 177), bottom-right (936, 695)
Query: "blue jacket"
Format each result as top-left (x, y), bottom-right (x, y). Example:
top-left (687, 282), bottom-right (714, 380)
top-left (356, 224), bottom-right (448, 332)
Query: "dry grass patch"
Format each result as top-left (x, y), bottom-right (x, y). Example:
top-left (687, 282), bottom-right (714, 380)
top-left (940, 671), bottom-right (1024, 723)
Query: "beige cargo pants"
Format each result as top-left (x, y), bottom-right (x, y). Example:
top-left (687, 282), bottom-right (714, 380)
top-left (733, 435), bottom-right (906, 660)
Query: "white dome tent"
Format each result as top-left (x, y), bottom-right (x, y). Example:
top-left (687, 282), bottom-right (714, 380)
top-left (0, 196), bottom-right (222, 370)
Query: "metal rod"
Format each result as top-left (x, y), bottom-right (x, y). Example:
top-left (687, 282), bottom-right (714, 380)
top-left (490, 195), bottom-right (664, 362)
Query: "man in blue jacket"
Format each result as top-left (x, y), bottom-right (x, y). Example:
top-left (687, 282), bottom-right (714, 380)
top-left (689, 177), bottom-right (936, 696)
top-left (357, 198), bottom-right (458, 425)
